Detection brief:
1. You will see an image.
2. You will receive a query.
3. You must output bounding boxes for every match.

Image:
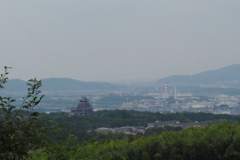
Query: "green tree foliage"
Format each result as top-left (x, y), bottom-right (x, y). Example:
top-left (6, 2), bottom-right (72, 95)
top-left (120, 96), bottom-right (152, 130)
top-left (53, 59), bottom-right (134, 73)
top-left (0, 67), bottom-right (47, 159)
top-left (39, 109), bottom-right (240, 143)
top-left (144, 126), bottom-right (182, 137)
top-left (30, 122), bottom-right (240, 159)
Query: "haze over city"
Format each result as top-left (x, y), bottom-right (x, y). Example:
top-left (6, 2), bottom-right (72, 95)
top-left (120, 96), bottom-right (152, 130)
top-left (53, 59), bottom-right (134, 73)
top-left (1, 0), bottom-right (240, 82)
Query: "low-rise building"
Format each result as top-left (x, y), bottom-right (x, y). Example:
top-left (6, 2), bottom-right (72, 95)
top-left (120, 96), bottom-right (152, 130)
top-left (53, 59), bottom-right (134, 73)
top-left (148, 120), bottom-right (211, 129)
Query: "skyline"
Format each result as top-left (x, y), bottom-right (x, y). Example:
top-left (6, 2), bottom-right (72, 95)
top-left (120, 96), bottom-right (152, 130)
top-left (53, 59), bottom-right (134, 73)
top-left (1, 1), bottom-right (240, 82)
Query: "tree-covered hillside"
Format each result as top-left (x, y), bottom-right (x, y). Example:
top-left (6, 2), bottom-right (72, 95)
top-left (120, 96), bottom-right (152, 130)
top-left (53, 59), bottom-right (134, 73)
top-left (41, 110), bottom-right (240, 142)
top-left (29, 121), bottom-right (240, 160)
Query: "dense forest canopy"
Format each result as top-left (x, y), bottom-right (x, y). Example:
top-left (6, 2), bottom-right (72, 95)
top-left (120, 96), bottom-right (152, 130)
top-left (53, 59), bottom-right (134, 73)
top-left (29, 121), bottom-right (240, 160)
top-left (41, 110), bottom-right (240, 142)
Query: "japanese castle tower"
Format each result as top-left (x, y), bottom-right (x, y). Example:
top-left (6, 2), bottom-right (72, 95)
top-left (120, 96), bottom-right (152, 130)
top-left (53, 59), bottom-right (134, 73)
top-left (70, 97), bottom-right (95, 116)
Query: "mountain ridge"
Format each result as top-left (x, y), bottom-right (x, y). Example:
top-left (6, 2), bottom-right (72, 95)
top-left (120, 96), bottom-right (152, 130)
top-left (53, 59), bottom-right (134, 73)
top-left (0, 78), bottom-right (121, 92)
top-left (157, 64), bottom-right (240, 85)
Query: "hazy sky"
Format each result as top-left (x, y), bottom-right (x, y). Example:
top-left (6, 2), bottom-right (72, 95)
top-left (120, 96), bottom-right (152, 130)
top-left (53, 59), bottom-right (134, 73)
top-left (1, 0), bottom-right (240, 82)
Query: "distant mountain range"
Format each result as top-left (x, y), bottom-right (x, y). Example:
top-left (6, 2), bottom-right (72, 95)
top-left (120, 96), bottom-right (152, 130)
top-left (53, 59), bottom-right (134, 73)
top-left (1, 78), bottom-right (121, 92)
top-left (157, 64), bottom-right (240, 85)
top-left (2, 64), bottom-right (240, 92)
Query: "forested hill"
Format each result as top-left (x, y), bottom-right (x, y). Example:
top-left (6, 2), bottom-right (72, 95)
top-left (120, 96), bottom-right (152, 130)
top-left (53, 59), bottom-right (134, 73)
top-left (157, 63), bottom-right (240, 85)
top-left (41, 110), bottom-right (240, 142)
top-left (30, 110), bottom-right (240, 159)
top-left (1, 78), bottom-right (121, 92)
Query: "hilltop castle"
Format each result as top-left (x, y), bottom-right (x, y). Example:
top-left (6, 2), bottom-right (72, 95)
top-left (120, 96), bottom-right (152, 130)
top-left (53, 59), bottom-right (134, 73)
top-left (70, 97), bottom-right (95, 116)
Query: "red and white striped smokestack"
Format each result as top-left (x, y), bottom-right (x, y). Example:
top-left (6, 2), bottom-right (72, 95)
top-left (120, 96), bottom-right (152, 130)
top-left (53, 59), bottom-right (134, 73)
top-left (164, 82), bottom-right (168, 93)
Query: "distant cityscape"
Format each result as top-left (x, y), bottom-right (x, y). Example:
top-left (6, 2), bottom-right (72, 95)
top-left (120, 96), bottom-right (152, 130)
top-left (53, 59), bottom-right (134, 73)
top-left (119, 84), bottom-right (240, 115)
top-left (3, 81), bottom-right (240, 116)
top-left (1, 64), bottom-right (240, 115)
